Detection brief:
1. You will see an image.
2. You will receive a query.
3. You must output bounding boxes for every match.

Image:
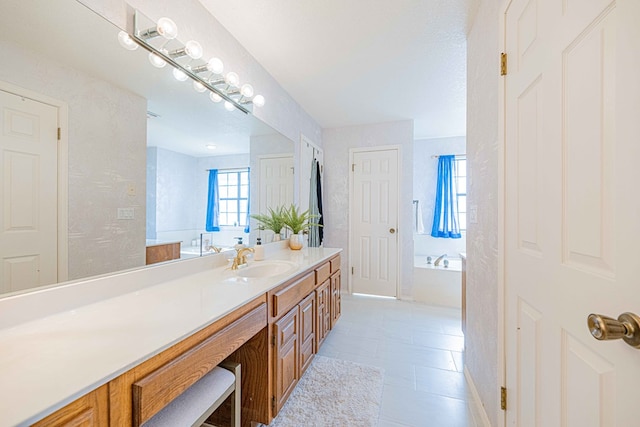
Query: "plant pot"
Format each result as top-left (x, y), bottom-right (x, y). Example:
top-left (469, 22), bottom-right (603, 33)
top-left (289, 232), bottom-right (304, 250)
top-left (272, 233), bottom-right (280, 242)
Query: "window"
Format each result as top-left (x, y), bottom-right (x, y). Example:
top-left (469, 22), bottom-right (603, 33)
top-left (217, 170), bottom-right (249, 227)
top-left (454, 158), bottom-right (467, 231)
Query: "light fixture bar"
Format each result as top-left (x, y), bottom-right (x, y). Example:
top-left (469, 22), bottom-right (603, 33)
top-left (132, 10), bottom-right (253, 114)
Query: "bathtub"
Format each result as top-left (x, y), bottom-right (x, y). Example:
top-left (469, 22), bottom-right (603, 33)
top-left (413, 255), bottom-right (462, 308)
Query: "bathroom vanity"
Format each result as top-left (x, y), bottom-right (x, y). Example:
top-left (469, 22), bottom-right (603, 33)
top-left (0, 244), bottom-right (341, 427)
top-left (145, 240), bottom-right (182, 265)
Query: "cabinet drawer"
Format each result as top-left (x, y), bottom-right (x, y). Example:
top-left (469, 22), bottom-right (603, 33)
top-left (330, 255), bottom-right (341, 273)
top-left (272, 272), bottom-right (314, 318)
top-left (315, 262), bottom-right (331, 285)
top-left (132, 303), bottom-right (267, 426)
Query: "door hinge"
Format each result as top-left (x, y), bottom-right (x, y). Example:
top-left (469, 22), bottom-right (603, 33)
top-left (351, 267), bottom-right (354, 275)
top-left (501, 386), bottom-right (507, 410)
top-left (271, 334), bottom-right (276, 346)
top-left (500, 53), bottom-right (508, 76)
top-left (272, 396), bottom-right (276, 411)
top-left (352, 163), bottom-right (355, 172)
top-left (57, 127), bottom-right (61, 140)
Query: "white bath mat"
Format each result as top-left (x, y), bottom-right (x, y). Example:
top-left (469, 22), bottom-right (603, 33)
top-left (268, 355), bottom-right (384, 427)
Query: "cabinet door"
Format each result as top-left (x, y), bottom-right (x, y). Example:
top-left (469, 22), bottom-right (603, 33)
top-left (330, 272), bottom-right (341, 328)
top-left (273, 306), bottom-right (299, 414)
top-left (315, 280), bottom-right (330, 349)
top-left (32, 384), bottom-right (108, 427)
top-left (299, 292), bottom-right (316, 375)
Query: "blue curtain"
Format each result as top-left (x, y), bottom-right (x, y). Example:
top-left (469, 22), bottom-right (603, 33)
top-left (205, 169), bottom-right (220, 232)
top-left (431, 155), bottom-right (461, 239)
top-left (243, 167), bottom-right (250, 233)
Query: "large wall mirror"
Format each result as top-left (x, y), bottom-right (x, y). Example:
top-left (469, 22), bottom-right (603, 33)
top-left (0, 0), bottom-right (295, 295)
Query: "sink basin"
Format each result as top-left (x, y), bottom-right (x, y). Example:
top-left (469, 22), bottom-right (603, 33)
top-left (235, 260), bottom-right (297, 278)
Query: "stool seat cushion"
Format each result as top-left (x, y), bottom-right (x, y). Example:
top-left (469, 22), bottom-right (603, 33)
top-left (144, 366), bottom-right (236, 427)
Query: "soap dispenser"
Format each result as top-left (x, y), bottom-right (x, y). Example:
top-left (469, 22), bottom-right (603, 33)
top-left (233, 237), bottom-right (245, 249)
top-left (254, 237), bottom-right (265, 261)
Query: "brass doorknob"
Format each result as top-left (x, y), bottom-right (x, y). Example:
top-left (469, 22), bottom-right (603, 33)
top-left (587, 312), bottom-right (640, 348)
top-left (389, 228), bottom-right (396, 234)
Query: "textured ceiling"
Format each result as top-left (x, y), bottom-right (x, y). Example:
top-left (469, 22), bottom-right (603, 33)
top-left (198, 0), bottom-right (472, 139)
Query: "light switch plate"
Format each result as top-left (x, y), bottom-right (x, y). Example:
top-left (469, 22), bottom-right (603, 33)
top-left (117, 207), bottom-right (135, 220)
top-left (469, 205), bottom-right (478, 224)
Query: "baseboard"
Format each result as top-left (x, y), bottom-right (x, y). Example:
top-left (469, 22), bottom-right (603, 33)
top-left (464, 366), bottom-right (492, 427)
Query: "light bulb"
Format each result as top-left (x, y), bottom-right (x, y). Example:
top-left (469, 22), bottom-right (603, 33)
top-left (224, 101), bottom-right (235, 111)
top-left (157, 17), bottom-right (178, 40)
top-left (184, 40), bottom-right (203, 59)
top-left (117, 31), bottom-right (138, 51)
top-left (240, 84), bottom-right (254, 98)
top-left (193, 81), bottom-right (207, 93)
top-left (225, 72), bottom-right (239, 88)
top-left (206, 144), bottom-right (217, 150)
top-left (172, 68), bottom-right (188, 81)
top-left (148, 53), bottom-right (166, 68)
top-left (252, 94), bottom-right (265, 107)
top-left (207, 57), bottom-right (224, 75)
top-left (209, 92), bottom-right (222, 103)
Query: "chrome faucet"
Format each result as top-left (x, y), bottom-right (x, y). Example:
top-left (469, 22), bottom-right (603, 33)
top-left (434, 254), bottom-right (447, 267)
top-left (231, 247), bottom-right (254, 270)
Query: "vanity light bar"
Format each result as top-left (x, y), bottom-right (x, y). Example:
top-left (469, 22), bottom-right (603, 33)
top-left (130, 10), bottom-right (265, 115)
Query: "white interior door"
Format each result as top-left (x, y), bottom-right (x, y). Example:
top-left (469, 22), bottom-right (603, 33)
top-left (504, 1), bottom-right (640, 425)
top-left (259, 154), bottom-right (294, 213)
top-left (1, 89), bottom-right (58, 293)
top-left (350, 148), bottom-right (398, 297)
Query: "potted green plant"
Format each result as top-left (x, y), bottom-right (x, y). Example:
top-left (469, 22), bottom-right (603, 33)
top-left (251, 206), bottom-right (286, 241)
top-left (282, 204), bottom-right (322, 250)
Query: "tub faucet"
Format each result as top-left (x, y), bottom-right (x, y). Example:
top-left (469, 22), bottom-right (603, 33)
top-left (434, 254), bottom-right (447, 267)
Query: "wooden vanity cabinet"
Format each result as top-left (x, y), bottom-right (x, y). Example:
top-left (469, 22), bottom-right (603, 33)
top-left (315, 279), bottom-right (331, 349)
top-left (31, 253), bottom-right (342, 427)
top-left (269, 256), bottom-right (341, 419)
top-left (330, 255), bottom-right (342, 328)
top-left (299, 292), bottom-right (316, 375)
top-left (330, 272), bottom-right (341, 328)
top-left (273, 305), bottom-right (300, 413)
top-left (31, 385), bottom-right (109, 427)
top-left (145, 242), bottom-right (181, 265)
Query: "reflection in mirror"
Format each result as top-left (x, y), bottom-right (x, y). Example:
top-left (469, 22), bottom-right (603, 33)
top-left (0, 0), bottom-right (293, 295)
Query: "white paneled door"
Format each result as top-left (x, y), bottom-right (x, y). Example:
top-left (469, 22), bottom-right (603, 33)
top-left (0, 89), bottom-right (58, 293)
top-left (504, 0), bottom-right (640, 425)
top-left (259, 155), bottom-right (294, 213)
top-left (351, 148), bottom-right (399, 297)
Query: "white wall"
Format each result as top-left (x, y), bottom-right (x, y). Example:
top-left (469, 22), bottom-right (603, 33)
top-left (466, 0), bottom-right (501, 424)
top-left (147, 149), bottom-right (250, 248)
top-left (0, 40), bottom-right (147, 281)
top-left (413, 136), bottom-right (466, 257)
top-left (323, 120), bottom-right (414, 299)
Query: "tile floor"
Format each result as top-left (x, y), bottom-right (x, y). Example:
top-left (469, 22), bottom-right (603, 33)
top-left (317, 294), bottom-right (482, 427)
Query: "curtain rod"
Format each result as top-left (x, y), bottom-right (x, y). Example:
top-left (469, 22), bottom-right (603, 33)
top-left (431, 154), bottom-right (466, 159)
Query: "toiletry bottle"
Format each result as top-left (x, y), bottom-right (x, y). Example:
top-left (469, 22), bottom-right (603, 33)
top-left (233, 237), bottom-right (245, 249)
top-left (254, 238), bottom-right (265, 261)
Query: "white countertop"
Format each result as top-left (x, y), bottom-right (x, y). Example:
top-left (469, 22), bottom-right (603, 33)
top-left (0, 245), bottom-right (341, 427)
